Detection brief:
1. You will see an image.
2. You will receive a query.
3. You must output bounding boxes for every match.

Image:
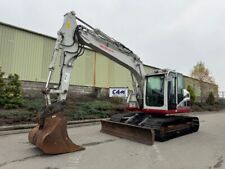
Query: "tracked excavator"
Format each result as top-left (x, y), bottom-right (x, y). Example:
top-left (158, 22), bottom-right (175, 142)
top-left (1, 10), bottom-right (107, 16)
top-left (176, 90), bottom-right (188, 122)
top-left (29, 11), bottom-right (199, 154)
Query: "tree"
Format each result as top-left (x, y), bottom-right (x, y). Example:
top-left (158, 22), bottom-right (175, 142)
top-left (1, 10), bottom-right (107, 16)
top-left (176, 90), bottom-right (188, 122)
top-left (191, 61), bottom-right (214, 83)
top-left (206, 92), bottom-right (215, 105)
top-left (187, 85), bottom-right (196, 104)
top-left (191, 61), bottom-right (215, 103)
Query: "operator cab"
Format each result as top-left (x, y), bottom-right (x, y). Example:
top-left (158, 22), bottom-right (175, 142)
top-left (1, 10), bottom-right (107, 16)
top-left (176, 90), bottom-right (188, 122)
top-left (143, 69), bottom-right (190, 114)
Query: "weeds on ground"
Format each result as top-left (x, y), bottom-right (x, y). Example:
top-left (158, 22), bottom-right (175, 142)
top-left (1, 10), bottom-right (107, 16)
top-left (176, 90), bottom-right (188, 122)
top-left (69, 100), bottom-right (113, 120)
top-left (22, 98), bottom-right (45, 111)
top-left (192, 102), bottom-right (225, 112)
top-left (0, 109), bottom-right (35, 125)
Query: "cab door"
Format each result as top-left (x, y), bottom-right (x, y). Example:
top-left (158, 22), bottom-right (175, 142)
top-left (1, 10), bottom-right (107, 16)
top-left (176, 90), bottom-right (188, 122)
top-left (167, 72), bottom-right (177, 110)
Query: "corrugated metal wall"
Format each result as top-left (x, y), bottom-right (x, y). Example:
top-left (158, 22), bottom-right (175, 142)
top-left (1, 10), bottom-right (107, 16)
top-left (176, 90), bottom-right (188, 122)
top-left (0, 22), bottom-right (218, 99)
top-left (0, 23), bottom-right (54, 82)
top-left (0, 22), bottom-right (134, 89)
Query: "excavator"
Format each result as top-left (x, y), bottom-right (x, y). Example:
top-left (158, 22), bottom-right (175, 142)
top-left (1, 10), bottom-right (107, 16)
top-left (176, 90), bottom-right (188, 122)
top-left (28, 11), bottom-right (199, 154)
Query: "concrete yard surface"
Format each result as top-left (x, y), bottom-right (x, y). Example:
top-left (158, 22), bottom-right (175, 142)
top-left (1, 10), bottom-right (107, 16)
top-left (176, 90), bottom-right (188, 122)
top-left (1, 111), bottom-right (225, 169)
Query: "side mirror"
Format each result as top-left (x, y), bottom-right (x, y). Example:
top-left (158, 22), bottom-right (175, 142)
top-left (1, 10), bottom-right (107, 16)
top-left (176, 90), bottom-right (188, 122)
top-left (183, 89), bottom-right (190, 99)
top-left (177, 89), bottom-right (191, 108)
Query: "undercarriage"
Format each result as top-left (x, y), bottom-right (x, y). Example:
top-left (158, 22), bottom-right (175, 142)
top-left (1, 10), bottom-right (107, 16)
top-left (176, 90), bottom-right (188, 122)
top-left (101, 112), bottom-right (199, 143)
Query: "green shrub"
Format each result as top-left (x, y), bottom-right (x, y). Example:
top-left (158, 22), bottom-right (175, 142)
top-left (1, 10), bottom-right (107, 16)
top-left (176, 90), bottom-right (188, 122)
top-left (4, 74), bottom-right (24, 109)
top-left (0, 68), bottom-right (24, 109)
top-left (0, 67), bottom-right (6, 107)
top-left (206, 92), bottom-right (215, 105)
top-left (187, 85), bottom-right (196, 103)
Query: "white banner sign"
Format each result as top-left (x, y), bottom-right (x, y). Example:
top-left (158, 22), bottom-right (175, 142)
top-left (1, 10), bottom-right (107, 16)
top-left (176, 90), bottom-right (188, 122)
top-left (109, 87), bottom-right (128, 98)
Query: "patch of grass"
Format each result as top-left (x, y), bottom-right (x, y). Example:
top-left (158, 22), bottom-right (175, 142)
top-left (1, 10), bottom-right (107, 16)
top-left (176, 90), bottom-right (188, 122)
top-left (69, 100), bottom-right (113, 120)
top-left (0, 97), bottom-right (44, 125)
top-left (0, 109), bottom-right (35, 125)
top-left (0, 110), bottom-right (33, 118)
top-left (0, 97), bottom-right (125, 125)
top-left (192, 102), bottom-right (225, 112)
top-left (22, 98), bottom-right (45, 111)
top-left (65, 100), bottom-right (125, 120)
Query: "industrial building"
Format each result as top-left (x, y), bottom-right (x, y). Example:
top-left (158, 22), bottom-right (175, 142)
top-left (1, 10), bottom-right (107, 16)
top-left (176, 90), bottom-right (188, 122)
top-left (0, 22), bottom-right (218, 101)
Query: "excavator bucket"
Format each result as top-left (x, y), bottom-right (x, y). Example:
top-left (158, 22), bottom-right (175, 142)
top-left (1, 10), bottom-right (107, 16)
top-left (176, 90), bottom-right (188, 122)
top-left (101, 120), bottom-right (154, 145)
top-left (28, 103), bottom-right (84, 154)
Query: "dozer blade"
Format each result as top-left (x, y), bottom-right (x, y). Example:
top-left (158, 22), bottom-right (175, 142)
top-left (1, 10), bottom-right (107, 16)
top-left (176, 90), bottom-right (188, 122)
top-left (28, 111), bottom-right (84, 154)
top-left (101, 120), bottom-right (154, 145)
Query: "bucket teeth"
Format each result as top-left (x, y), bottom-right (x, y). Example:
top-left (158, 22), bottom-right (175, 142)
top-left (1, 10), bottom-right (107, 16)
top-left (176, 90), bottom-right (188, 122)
top-left (28, 110), bottom-right (84, 154)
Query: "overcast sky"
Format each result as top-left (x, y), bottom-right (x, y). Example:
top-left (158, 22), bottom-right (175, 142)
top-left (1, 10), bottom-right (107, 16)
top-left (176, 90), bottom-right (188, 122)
top-left (0, 0), bottom-right (224, 91)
